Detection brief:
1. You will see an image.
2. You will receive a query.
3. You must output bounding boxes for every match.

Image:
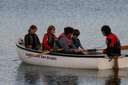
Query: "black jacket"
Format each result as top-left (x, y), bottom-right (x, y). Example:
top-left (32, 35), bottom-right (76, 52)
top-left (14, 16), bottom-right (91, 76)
top-left (24, 33), bottom-right (41, 50)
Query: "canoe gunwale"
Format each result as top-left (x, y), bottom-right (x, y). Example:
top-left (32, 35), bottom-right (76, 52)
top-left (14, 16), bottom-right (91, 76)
top-left (16, 44), bottom-right (42, 53)
top-left (49, 52), bottom-right (105, 58)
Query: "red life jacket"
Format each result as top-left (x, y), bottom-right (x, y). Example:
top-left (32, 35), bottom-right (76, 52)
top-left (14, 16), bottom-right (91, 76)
top-left (42, 33), bottom-right (57, 50)
top-left (106, 33), bottom-right (119, 47)
top-left (105, 33), bottom-right (121, 56)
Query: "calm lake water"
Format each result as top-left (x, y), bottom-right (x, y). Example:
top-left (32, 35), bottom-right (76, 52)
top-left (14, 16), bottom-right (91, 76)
top-left (0, 0), bottom-right (128, 85)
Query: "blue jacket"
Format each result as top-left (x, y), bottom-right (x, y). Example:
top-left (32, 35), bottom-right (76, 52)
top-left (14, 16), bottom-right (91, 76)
top-left (72, 37), bottom-right (83, 49)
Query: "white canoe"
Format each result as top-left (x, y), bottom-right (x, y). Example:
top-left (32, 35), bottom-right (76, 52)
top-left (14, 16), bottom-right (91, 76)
top-left (16, 43), bottom-right (128, 70)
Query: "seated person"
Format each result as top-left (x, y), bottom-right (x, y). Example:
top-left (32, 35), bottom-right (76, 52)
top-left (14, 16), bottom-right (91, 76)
top-left (57, 27), bottom-right (83, 54)
top-left (24, 25), bottom-right (41, 50)
top-left (72, 29), bottom-right (86, 51)
top-left (42, 25), bottom-right (57, 51)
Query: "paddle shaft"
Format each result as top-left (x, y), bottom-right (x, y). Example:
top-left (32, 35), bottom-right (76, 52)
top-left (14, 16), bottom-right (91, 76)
top-left (88, 45), bottom-right (128, 52)
top-left (121, 45), bottom-right (128, 50)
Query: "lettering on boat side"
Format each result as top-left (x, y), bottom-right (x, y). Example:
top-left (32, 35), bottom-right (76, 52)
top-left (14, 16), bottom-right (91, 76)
top-left (25, 53), bottom-right (57, 60)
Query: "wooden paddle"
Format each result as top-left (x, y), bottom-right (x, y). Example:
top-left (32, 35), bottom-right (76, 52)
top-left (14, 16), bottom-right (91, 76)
top-left (41, 48), bottom-right (64, 54)
top-left (41, 50), bottom-right (50, 54)
top-left (121, 45), bottom-right (128, 50)
top-left (87, 45), bottom-right (128, 52)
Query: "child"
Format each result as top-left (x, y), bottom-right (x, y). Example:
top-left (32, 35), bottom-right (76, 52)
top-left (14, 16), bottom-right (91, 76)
top-left (42, 25), bottom-right (57, 51)
top-left (72, 29), bottom-right (85, 51)
top-left (101, 25), bottom-right (121, 61)
top-left (24, 25), bottom-right (41, 50)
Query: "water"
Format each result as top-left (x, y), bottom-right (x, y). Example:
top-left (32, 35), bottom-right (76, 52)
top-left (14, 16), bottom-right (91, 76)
top-left (14, 63), bottom-right (128, 85)
top-left (0, 0), bottom-right (128, 85)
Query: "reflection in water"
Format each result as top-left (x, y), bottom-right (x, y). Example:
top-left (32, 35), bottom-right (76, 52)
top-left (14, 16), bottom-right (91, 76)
top-left (24, 71), bottom-right (78, 85)
top-left (24, 71), bottom-right (40, 84)
top-left (105, 69), bottom-right (121, 85)
top-left (105, 58), bottom-right (121, 85)
top-left (45, 75), bottom-right (77, 85)
top-left (17, 63), bottom-right (79, 85)
top-left (16, 63), bottom-right (128, 85)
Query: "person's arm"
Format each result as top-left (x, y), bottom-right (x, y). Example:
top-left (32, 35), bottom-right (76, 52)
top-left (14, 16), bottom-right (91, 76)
top-left (103, 38), bottom-right (111, 54)
top-left (24, 35), bottom-right (32, 48)
top-left (35, 35), bottom-right (41, 49)
top-left (106, 37), bottom-right (112, 48)
top-left (77, 39), bottom-right (84, 49)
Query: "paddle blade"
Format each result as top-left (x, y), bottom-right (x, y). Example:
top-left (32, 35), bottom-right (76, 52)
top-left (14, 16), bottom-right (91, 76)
top-left (121, 45), bottom-right (128, 50)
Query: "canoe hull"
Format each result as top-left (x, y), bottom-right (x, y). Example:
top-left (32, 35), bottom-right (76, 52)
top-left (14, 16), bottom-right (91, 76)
top-left (16, 44), bottom-right (128, 70)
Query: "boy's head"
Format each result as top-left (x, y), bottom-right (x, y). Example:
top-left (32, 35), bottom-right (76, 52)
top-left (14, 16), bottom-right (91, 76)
top-left (73, 29), bottom-right (80, 37)
top-left (64, 27), bottom-right (74, 37)
top-left (101, 25), bottom-right (111, 36)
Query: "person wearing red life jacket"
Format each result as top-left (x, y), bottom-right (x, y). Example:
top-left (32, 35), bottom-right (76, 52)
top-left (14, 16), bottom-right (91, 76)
top-left (42, 25), bottom-right (57, 51)
top-left (101, 25), bottom-right (121, 61)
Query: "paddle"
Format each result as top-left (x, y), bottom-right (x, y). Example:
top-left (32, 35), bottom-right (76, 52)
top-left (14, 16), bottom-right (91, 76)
top-left (41, 48), bottom-right (64, 54)
top-left (86, 49), bottom-right (103, 52)
top-left (41, 50), bottom-right (50, 54)
top-left (87, 45), bottom-right (128, 52)
top-left (121, 45), bottom-right (128, 50)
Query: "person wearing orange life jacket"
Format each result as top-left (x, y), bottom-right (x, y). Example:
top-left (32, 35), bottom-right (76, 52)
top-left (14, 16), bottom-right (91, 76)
top-left (42, 25), bottom-right (57, 51)
top-left (101, 25), bottom-right (121, 61)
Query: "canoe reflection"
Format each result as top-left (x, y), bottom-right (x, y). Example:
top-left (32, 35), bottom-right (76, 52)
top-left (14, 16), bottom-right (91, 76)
top-left (16, 62), bottom-right (128, 85)
top-left (24, 71), bottom-right (40, 84)
top-left (45, 75), bottom-right (77, 85)
top-left (17, 63), bottom-right (79, 85)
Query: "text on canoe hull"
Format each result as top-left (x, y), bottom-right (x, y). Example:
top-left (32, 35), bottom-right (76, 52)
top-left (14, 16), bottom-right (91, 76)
top-left (25, 53), bottom-right (57, 60)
